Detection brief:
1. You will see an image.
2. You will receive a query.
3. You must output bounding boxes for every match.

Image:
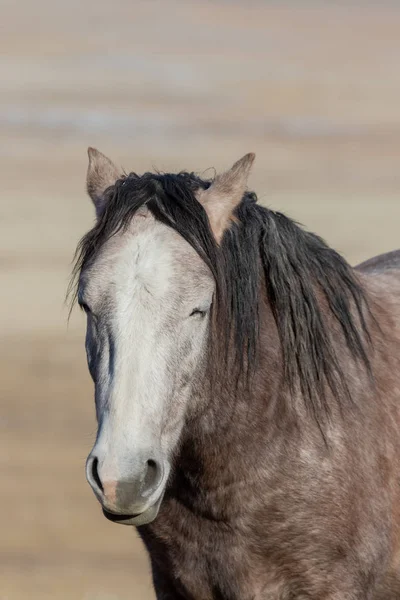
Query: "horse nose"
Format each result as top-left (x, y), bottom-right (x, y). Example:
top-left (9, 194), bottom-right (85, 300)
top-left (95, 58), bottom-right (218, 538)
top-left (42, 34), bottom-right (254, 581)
top-left (85, 453), bottom-right (164, 513)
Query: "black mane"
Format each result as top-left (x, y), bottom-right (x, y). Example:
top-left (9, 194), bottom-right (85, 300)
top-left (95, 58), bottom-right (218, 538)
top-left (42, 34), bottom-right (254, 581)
top-left (71, 171), bottom-right (371, 422)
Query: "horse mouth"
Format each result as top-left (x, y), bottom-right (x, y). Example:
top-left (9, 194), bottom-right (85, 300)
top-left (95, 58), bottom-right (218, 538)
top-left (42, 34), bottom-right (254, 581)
top-left (103, 509), bottom-right (140, 522)
top-left (102, 500), bottom-right (161, 526)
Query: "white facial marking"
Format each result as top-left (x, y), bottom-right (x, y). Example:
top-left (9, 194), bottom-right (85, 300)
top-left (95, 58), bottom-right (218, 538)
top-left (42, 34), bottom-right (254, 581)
top-left (82, 211), bottom-right (214, 491)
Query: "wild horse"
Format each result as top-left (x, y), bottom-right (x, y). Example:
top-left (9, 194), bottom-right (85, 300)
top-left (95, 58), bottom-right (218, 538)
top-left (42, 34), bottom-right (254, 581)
top-left (71, 148), bottom-right (400, 599)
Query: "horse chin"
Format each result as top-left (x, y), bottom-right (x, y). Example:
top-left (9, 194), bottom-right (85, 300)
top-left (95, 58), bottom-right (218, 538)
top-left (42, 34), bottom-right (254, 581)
top-left (102, 497), bottom-right (162, 527)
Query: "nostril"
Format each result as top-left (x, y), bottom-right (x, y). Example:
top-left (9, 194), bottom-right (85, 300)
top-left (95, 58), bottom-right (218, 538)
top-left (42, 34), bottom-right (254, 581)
top-left (91, 457), bottom-right (103, 493)
top-left (147, 458), bottom-right (157, 470)
top-left (142, 459), bottom-right (163, 498)
top-left (87, 455), bottom-right (104, 494)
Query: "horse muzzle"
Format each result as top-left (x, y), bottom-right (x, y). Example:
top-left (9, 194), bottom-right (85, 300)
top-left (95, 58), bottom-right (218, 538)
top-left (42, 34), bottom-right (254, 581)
top-left (85, 451), bottom-right (169, 526)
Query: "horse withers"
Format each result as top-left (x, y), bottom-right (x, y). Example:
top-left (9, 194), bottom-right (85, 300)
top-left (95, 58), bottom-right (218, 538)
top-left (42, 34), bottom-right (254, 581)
top-left (71, 148), bottom-right (400, 599)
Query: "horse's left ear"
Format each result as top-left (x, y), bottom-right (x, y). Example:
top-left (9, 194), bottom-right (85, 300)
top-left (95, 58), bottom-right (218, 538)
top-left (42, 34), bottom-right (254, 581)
top-left (86, 147), bottom-right (121, 218)
top-left (198, 153), bottom-right (255, 242)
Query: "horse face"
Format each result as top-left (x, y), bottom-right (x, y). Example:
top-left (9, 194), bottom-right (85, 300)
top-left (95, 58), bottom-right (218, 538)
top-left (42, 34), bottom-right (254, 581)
top-left (81, 213), bottom-right (214, 525)
top-left (78, 147), bottom-right (255, 525)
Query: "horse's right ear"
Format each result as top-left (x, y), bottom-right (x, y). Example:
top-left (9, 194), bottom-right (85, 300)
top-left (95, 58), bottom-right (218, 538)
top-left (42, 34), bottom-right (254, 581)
top-left (86, 147), bottom-right (121, 217)
top-left (197, 153), bottom-right (255, 242)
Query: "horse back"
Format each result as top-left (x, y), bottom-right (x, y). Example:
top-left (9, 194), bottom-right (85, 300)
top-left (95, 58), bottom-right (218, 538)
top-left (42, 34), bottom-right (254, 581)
top-left (356, 249), bottom-right (400, 274)
top-left (355, 249), bottom-right (400, 330)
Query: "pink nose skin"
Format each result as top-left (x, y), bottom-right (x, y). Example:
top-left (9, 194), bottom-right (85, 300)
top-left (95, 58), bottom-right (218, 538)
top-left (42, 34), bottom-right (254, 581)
top-left (102, 480), bottom-right (118, 507)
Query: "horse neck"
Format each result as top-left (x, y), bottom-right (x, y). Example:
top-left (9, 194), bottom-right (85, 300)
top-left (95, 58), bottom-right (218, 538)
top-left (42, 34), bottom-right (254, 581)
top-left (176, 299), bottom-right (290, 495)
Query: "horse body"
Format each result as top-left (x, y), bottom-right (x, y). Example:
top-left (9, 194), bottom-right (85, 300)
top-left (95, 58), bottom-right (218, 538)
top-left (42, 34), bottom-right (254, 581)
top-left (140, 253), bottom-right (400, 600)
top-left (73, 149), bottom-right (400, 599)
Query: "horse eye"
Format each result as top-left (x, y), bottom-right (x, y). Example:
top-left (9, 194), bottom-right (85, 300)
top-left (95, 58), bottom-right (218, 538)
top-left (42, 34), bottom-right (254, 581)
top-left (80, 302), bottom-right (91, 314)
top-left (190, 308), bottom-right (207, 318)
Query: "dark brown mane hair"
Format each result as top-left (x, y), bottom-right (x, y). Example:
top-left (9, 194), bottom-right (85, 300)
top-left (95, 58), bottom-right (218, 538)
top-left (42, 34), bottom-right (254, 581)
top-left (70, 171), bottom-right (371, 426)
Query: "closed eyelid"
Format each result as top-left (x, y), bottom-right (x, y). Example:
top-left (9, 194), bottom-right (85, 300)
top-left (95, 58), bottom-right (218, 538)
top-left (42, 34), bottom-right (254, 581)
top-left (189, 307), bottom-right (209, 317)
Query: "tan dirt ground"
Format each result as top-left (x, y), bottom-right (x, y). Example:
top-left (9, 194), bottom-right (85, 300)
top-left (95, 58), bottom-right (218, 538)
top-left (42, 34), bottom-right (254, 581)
top-left (1, 1), bottom-right (399, 598)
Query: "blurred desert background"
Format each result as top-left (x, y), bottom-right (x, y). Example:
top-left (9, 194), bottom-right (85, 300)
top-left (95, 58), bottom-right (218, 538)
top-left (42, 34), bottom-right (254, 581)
top-left (1, 1), bottom-right (399, 598)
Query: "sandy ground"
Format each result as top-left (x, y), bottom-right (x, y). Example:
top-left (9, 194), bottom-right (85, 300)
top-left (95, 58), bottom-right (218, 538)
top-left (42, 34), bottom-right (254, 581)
top-left (1, 1), bottom-right (399, 598)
